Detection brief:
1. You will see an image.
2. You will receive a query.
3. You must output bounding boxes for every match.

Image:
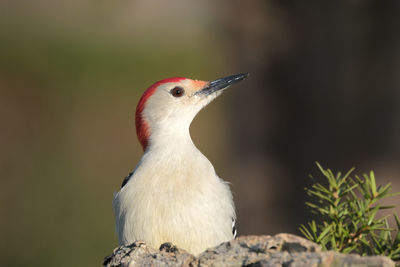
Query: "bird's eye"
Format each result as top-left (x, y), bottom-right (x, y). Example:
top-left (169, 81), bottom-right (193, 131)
top-left (170, 87), bottom-right (185, 97)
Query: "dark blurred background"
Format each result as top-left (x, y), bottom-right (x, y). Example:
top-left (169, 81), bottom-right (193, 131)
top-left (1, 1), bottom-right (399, 266)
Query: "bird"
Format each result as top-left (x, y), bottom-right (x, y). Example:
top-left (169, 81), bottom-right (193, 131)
top-left (113, 73), bottom-right (249, 255)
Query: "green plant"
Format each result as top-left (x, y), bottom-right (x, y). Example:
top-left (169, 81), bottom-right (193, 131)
top-left (300, 163), bottom-right (400, 261)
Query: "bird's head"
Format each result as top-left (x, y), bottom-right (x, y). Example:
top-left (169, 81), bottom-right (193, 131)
top-left (135, 73), bottom-right (249, 151)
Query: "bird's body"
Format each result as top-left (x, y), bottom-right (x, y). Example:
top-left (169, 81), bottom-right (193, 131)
top-left (113, 74), bottom-right (248, 255)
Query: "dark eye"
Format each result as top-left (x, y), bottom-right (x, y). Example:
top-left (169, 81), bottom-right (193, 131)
top-left (170, 86), bottom-right (185, 97)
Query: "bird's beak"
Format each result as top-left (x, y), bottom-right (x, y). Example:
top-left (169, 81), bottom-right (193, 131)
top-left (195, 73), bottom-right (249, 95)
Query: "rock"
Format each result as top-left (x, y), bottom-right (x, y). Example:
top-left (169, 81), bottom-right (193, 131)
top-left (103, 234), bottom-right (395, 267)
top-left (103, 241), bottom-right (196, 267)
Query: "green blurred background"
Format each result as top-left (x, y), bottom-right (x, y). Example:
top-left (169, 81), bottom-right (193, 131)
top-left (1, 1), bottom-right (399, 266)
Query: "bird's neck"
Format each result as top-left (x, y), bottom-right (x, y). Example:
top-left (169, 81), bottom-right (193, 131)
top-left (146, 122), bottom-right (197, 154)
top-left (138, 122), bottom-right (216, 186)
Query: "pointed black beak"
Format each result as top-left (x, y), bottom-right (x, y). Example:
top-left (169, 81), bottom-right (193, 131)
top-left (196, 73), bottom-right (249, 95)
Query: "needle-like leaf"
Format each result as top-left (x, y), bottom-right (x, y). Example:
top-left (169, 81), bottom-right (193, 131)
top-left (300, 163), bottom-right (400, 261)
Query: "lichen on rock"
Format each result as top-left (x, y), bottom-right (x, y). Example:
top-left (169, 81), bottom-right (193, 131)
top-left (104, 234), bottom-right (395, 267)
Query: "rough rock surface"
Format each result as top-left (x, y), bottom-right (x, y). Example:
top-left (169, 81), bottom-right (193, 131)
top-left (103, 234), bottom-right (395, 267)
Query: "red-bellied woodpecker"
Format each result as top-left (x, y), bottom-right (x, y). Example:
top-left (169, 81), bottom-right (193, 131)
top-left (113, 73), bottom-right (249, 255)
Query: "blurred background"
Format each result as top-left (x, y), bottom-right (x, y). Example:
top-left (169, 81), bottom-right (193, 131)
top-left (1, 0), bottom-right (399, 266)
